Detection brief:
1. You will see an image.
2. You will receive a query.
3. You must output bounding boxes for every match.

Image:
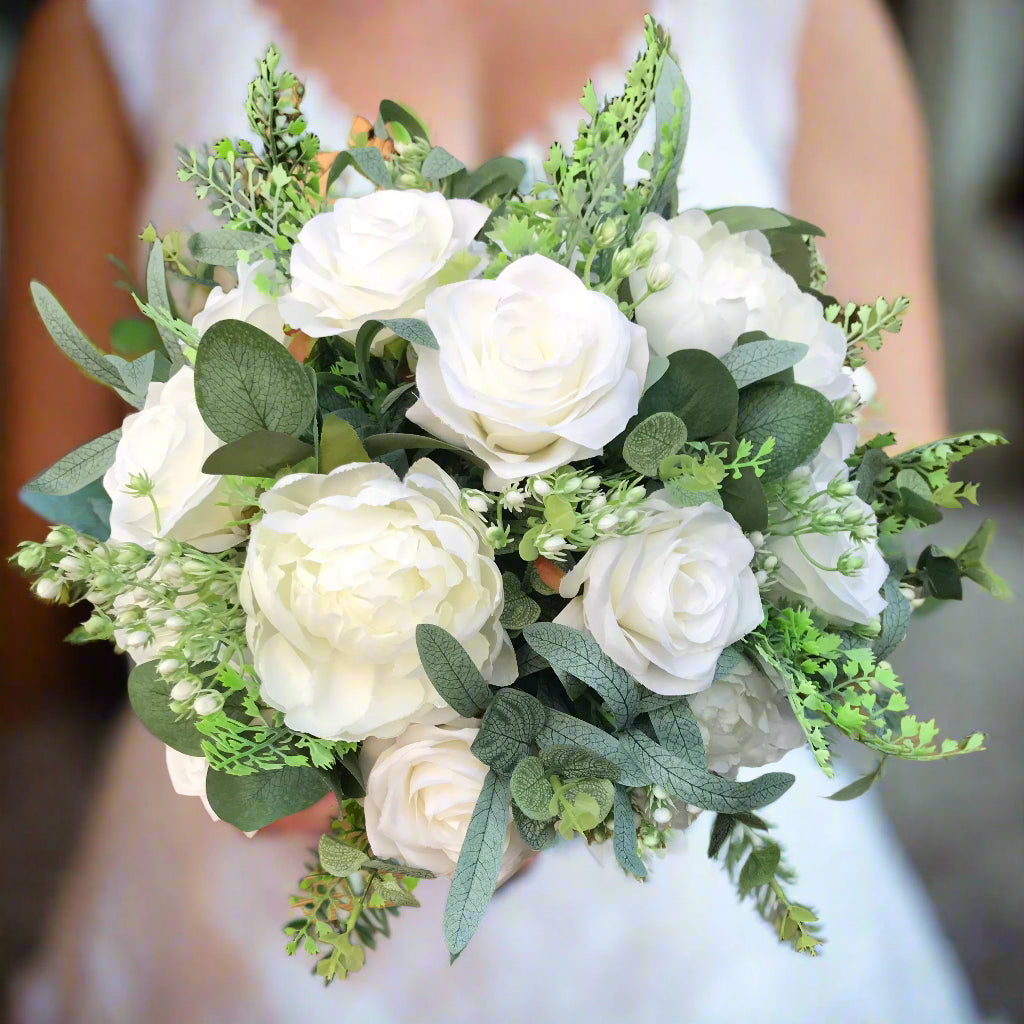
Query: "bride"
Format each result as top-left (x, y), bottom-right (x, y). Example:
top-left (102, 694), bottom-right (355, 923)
top-left (4, 0), bottom-right (976, 1021)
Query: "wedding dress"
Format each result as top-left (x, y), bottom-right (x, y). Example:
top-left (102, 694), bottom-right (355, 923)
top-left (12, 1), bottom-right (984, 1021)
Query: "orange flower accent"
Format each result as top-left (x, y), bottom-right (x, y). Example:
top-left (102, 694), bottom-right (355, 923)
top-left (533, 556), bottom-right (566, 591)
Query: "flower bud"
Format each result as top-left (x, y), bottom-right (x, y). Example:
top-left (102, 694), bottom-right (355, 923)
top-left (15, 544), bottom-right (46, 571)
top-left (153, 538), bottom-right (175, 558)
top-left (123, 629), bottom-right (150, 649)
top-left (542, 535), bottom-right (567, 553)
top-left (562, 476), bottom-right (582, 493)
top-left (397, 171), bottom-right (420, 188)
top-left (593, 219), bottom-right (620, 249)
top-left (898, 584), bottom-right (917, 603)
top-left (158, 658), bottom-right (182, 677)
top-left (842, 506), bottom-right (863, 524)
top-left (651, 785), bottom-right (669, 801)
top-left (645, 261), bottom-right (674, 292)
top-left (465, 493), bottom-right (489, 514)
top-left (754, 570), bottom-right (769, 587)
top-left (588, 493), bottom-right (608, 512)
top-left (748, 531), bottom-right (765, 549)
top-left (611, 248), bottom-right (636, 278)
top-left (193, 692), bottom-right (223, 716)
top-left (632, 231), bottom-right (658, 263)
top-left (625, 486), bottom-right (647, 504)
top-left (761, 554), bottom-right (779, 571)
top-left (582, 476), bottom-right (601, 491)
top-left (838, 552), bottom-right (865, 575)
top-left (502, 490), bottom-right (526, 510)
top-left (575, 524), bottom-right (596, 540)
top-left (596, 513), bottom-right (619, 532)
top-left (828, 480), bottom-right (855, 498)
top-left (165, 614), bottom-right (188, 631)
top-left (652, 806), bottom-right (673, 826)
top-left (170, 677), bottom-right (200, 702)
top-left (852, 523), bottom-right (876, 541)
top-left (82, 613), bottom-right (109, 636)
top-left (485, 526), bottom-right (508, 548)
top-left (620, 509), bottom-right (640, 526)
top-left (864, 616), bottom-right (882, 636)
top-left (531, 479), bottom-right (552, 498)
top-left (33, 577), bottom-right (63, 601)
top-left (45, 527), bottom-right (73, 547)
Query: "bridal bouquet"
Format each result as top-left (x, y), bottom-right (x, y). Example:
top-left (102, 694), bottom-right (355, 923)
top-left (14, 19), bottom-right (1007, 981)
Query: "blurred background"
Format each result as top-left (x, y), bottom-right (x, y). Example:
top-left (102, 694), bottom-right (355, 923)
top-left (0, 0), bottom-right (1021, 1021)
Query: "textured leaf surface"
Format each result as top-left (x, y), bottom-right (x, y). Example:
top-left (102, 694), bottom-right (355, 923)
top-left (512, 805), bottom-right (558, 851)
top-left (320, 415), bottom-right (370, 472)
top-left (637, 349), bottom-right (738, 440)
top-left (19, 478), bottom-right (111, 539)
top-left (648, 53), bottom-right (690, 216)
top-left (536, 709), bottom-right (648, 787)
top-left (471, 688), bottom-right (544, 774)
top-left (187, 229), bottom-right (274, 267)
top-left (735, 383), bottom-right (834, 482)
top-left (714, 645), bottom-right (743, 680)
top-left (706, 206), bottom-right (823, 236)
top-left (509, 756), bottom-right (554, 820)
top-left (621, 730), bottom-right (794, 812)
top-left (421, 146), bottom-right (465, 181)
top-left (612, 784), bottom-right (647, 878)
top-left (415, 624), bottom-right (492, 716)
top-left (622, 412), bottom-right (688, 476)
top-left (443, 771), bottom-right (510, 956)
top-left (202, 430), bottom-right (313, 477)
top-left (523, 623), bottom-right (640, 729)
top-left (873, 575), bottom-right (911, 659)
top-left (193, 319), bottom-right (315, 442)
top-left (206, 765), bottom-right (327, 832)
top-left (720, 339), bottom-right (808, 390)
top-left (648, 700), bottom-right (706, 767)
top-left (738, 840), bottom-right (781, 894)
top-left (25, 429), bottom-right (121, 496)
top-left (379, 317), bottom-right (438, 350)
top-left (318, 835), bottom-right (368, 877)
top-left (145, 243), bottom-right (184, 369)
top-left (127, 660), bottom-right (203, 756)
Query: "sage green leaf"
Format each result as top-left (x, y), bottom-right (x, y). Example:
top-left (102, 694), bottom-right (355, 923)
top-left (362, 858), bottom-right (436, 879)
top-left (648, 700), bottom-right (706, 768)
top-left (956, 518), bottom-right (1012, 601)
top-left (735, 383), bottom-right (834, 482)
top-left (471, 688), bottom-right (545, 774)
top-left (110, 317), bottom-right (164, 360)
top-left (329, 146), bottom-right (392, 189)
top-left (127, 659), bottom-right (203, 756)
top-left (145, 242), bottom-right (183, 369)
top-left (714, 645), bottom-right (743, 680)
top-left (515, 644), bottom-right (549, 679)
top-left (25, 429), bottom-right (121, 496)
top-left (766, 231), bottom-right (814, 289)
top-left (612, 784), bottom-right (647, 878)
top-left (719, 464), bottom-right (768, 532)
top-left (873, 575), bottom-right (910, 660)
top-left (363, 432), bottom-right (487, 471)
top-left (318, 834), bottom-right (368, 876)
top-left (202, 430), bottom-right (313, 477)
top-left (648, 53), bottom-right (690, 216)
top-left (536, 708), bottom-right (648, 787)
top-left (500, 573), bottom-right (541, 631)
top-left (855, 446), bottom-right (892, 502)
top-left (827, 758), bottom-right (886, 802)
top-left (705, 206), bottom-right (823, 236)
top-left (663, 482), bottom-right (722, 509)
top-left (367, 874), bottom-right (421, 908)
top-left (898, 487), bottom-right (943, 526)
top-left (443, 770), bottom-right (510, 956)
top-left (108, 350), bottom-right (159, 407)
top-left (720, 339), bottom-right (808, 390)
top-left (379, 317), bottom-right (438, 350)
top-left (421, 146), bottom-right (465, 182)
top-left (20, 478), bottom-right (111, 540)
top-left (622, 412), bottom-right (688, 476)
top-left (512, 804), bottom-right (558, 851)
top-left (415, 624), bottom-right (492, 717)
top-left (453, 156), bottom-right (525, 202)
top-left (539, 744), bottom-right (620, 782)
top-left (193, 318), bottom-right (315, 442)
top-left (31, 282), bottom-right (129, 391)
top-left (205, 765), bottom-right (328, 832)
top-left (523, 622), bottom-right (640, 730)
top-left (560, 778), bottom-right (614, 831)
top-left (707, 813), bottom-right (737, 858)
top-left (916, 545), bottom-right (962, 599)
top-left (320, 415), bottom-right (370, 472)
top-left (637, 349), bottom-right (738, 440)
top-left (509, 756), bottom-right (555, 821)
top-left (620, 729), bottom-right (795, 813)
top-left (187, 229), bottom-right (274, 267)
top-left (738, 840), bottom-right (781, 895)
top-left (378, 99), bottom-right (429, 144)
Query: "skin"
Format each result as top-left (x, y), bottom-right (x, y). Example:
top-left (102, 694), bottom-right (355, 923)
top-left (1, 1), bottom-right (946, 838)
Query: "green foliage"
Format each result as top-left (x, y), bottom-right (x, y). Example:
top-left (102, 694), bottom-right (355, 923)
top-left (187, 228), bottom-right (274, 266)
top-left (549, 776), bottom-right (614, 838)
top-left (735, 383), bottom-right (834, 482)
top-left (19, 478), bottom-right (112, 539)
top-left (127, 660), bottom-right (204, 756)
top-left (319, 415), bottom-right (370, 472)
top-left (510, 757), bottom-right (555, 820)
top-left (612, 784), bottom-right (647, 878)
top-left (452, 156), bottom-right (526, 202)
top-left (471, 688), bottom-right (545, 775)
top-left (705, 207), bottom-right (823, 237)
top-left (647, 699), bottom-right (706, 767)
top-left (201, 430), bottom-right (314, 477)
top-left (636, 349), bottom-right (739, 440)
top-left (145, 241), bottom-right (185, 369)
top-left (647, 50), bottom-right (690, 216)
top-left (535, 708), bottom-right (647, 787)
top-left (24, 429), bottom-right (122, 497)
top-left (318, 834), bottom-right (368, 877)
top-left (825, 294), bottom-right (910, 369)
top-left (206, 764), bottom-right (328, 832)
top-left (827, 757), bottom-right (887, 801)
top-left (539, 744), bottom-right (620, 782)
top-left (712, 819), bottom-right (823, 955)
top-left (523, 622), bottom-right (641, 730)
top-left (193, 318), bottom-right (316, 442)
top-left (622, 411), bottom-right (688, 476)
top-left (500, 573), bottom-right (541, 631)
top-left (953, 518), bottom-right (1012, 601)
top-left (620, 729), bottom-right (795, 812)
top-left (720, 338), bottom-right (808, 390)
top-left (512, 805), bottom-right (558, 851)
top-left (421, 146), bottom-right (465, 184)
top-left (443, 770), bottom-right (511, 957)
top-left (327, 146), bottom-right (392, 190)
top-left (414, 624), bottom-right (492, 717)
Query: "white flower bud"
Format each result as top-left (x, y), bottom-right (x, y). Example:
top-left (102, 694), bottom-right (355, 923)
top-left (652, 807), bottom-right (673, 826)
top-left (761, 554), bottom-right (779, 571)
top-left (838, 552), bottom-right (865, 575)
top-left (465, 494), bottom-right (489, 514)
top-left (748, 531), bottom-right (765, 550)
top-left (620, 509), bottom-right (640, 526)
top-left (123, 629), bottom-right (150, 648)
top-left (170, 678), bottom-right (200, 702)
top-left (829, 480), bottom-right (855, 498)
top-left (165, 614), bottom-right (188, 631)
top-left (633, 231), bottom-right (658, 263)
top-left (58, 553), bottom-right (85, 575)
top-left (485, 526), bottom-right (508, 547)
top-left (588, 494), bottom-right (608, 511)
top-left (502, 490), bottom-right (526, 510)
top-left (625, 486), bottom-right (647, 503)
top-left (593, 219), bottom-right (620, 249)
top-left (158, 658), bottom-right (182, 678)
top-left (562, 477), bottom-right (582, 493)
top-left (842, 506), bottom-right (863, 524)
top-left (531, 479), bottom-right (552, 498)
top-left (651, 784), bottom-right (669, 801)
top-left (542, 536), bottom-right (567, 553)
top-left (16, 545), bottom-right (46, 571)
top-left (153, 538), bottom-right (174, 558)
top-left (397, 171), bottom-right (420, 188)
top-left (645, 261), bottom-right (674, 292)
top-left (754, 570), bottom-right (769, 587)
top-left (582, 476), bottom-right (602, 491)
top-left (852, 523), bottom-right (876, 541)
top-left (193, 693), bottom-right (222, 716)
top-left (33, 577), bottom-right (63, 601)
top-left (596, 513), bottom-right (619, 532)
top-left (45, 527), bottom-right (71, 547)
top-left (611, 248), bottom-right (636, 278)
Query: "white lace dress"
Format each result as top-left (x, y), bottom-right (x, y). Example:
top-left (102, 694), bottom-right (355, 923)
top-left (13, 1), bottom-right (984, 1020)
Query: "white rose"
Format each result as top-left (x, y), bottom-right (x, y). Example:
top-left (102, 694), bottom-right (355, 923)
top-left (630, 210), bottom-right (777, 359)
top-left (278, 190), bottom-right (489, 347)
top-left (239, 459), bottom-right (515, 741)
top-left (191, 259), bottom-right (288, 343)
top-left (408, 254), bottom-right (649, 489)
top-left (164, 747), bottom-right (256, 836)
top-left (103, 367), bottom-right (244, 552)
top-left (361, 719), bottom-right (530, 881)
top-left (630, 210), bottom-right (851, 401)
top-left (687, 657), bottom-right (805, 776)
top-left (556, 498), bottom-right (763, 694)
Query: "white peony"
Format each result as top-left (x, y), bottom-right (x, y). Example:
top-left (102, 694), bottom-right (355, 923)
top-left (687, 657), bottom-right (805, 776)
top-left (239, 459), bottom-right (516, 741)
top-left (278, 190), bottom-right (489, 346)
top-left (408, 254), bottom-right (649, 489)
top-left (556, 498), bottom-right (763, 694)
top-left (103, 367), bottom-right (244, 552)
top-left (630, 209), bottom-right (778, 358)
top-left (191, 259), bottom-right (288, 344)
top-left (629, 209), bottom-right (851, 401)
top-left (164, 747), bottom-right (256, 836)
top-left (361, 719), bottom-right (530, 881)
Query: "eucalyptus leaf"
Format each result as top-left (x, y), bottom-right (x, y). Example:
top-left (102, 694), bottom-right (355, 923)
top-left (145, 242), bottom-right (183, 369)
top-left (539, 744), bottom-right (620, 782)
top-left (766, 231), bottom-right (814, 289)
top-left (379, 317), bottom-right (438, 350)
top-left (127, 660), bottom-right (204, 756)
top-left (512, 805), bottom-right (558, 851)
top-left (327, 146), bottom-right (392, 191)
top-left (648, 53), bottom-right (690, 217)
top-left (24, 429), bottom-right (122, 496)
top-left (714, 645), bottom-right (743, 680)
top-left (536, 709), bottom-right (648, 787)
top-left (363, 432), bottom-right (487, 470)
top-left (471, 688), bottom-right (545, 774)
top-left (706, 206), bottom-right (823, 236)
top-left (612, 784), bottom-right (647, 878)
top-left (108, 350), bottom-right (161, 407)
top-left (187, 229), bottom-right (274, 267)
top-left (620, 729), bottom-right (795, 813)
top-left (415, 624), bottom-right (493, 717)
top-left (719, 464), bottom-right (768, 532)
top-left (20, 478), bottom-right (112, 540)
top-left (378, 99), bottom-right (429, 144)
top-left (453, 157), bottom-right (525, 202)
top-left (443, 770), bottom-right (510, 957)
top-left (318, 834), bottom-right (368, 876)
top-left (193, 319), bottom-right (315, 442)
top-left (720, 339), bottom-right (808, 390)
top-left (735, 383), bottom-right (834, 482)
top-left (636, 349), bottom-right (738, 440)
top-left (205, 765), bottom-right (328, 833)
top-left (827, 758), bottom-right (886, 802)
top-left (421, 146), bottom-right (465, 182)
top-left (622, 412), bottom-right (688, 476)
top-left (320, 415), bottom-right (370, 472)
top-left (523, 623), bottom-right (640, 730)
top-left (509, 756), bottom-right (555, 821)
top-left (202, 430), bottom-right (314, 477)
